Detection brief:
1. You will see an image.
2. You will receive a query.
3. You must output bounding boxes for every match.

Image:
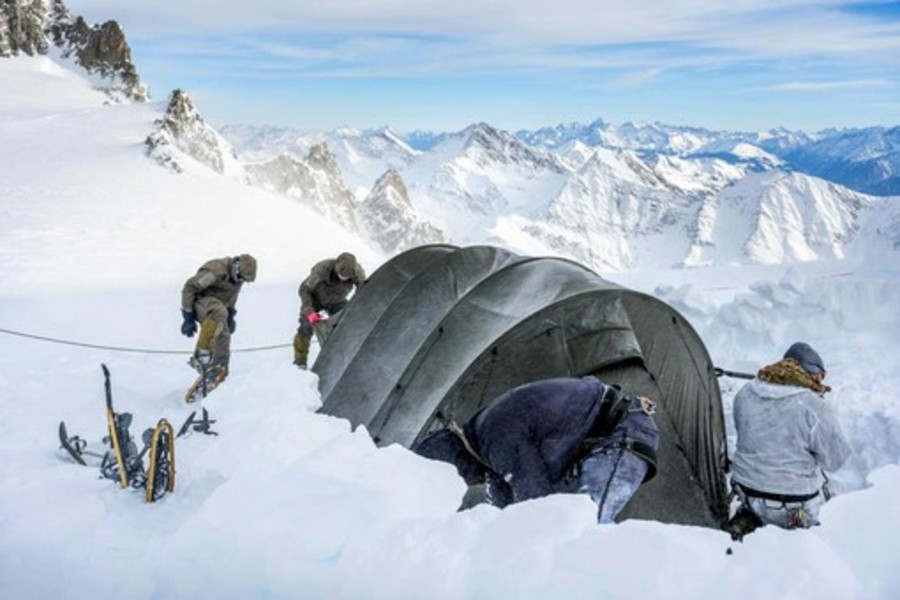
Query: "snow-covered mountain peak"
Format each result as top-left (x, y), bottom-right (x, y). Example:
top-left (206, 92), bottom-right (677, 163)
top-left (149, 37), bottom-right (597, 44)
top-left (358, 168), bottom-right (446, 253)
top-left (453, 121), bottom-right (565, 173)
top-left (690, 140), bottom-right (784, 171)
top-left (334, 125), bottom-right (361, 138)
top-left (145, 89), bottom-right (245, 180)
top-left (372, 168), bottom-right (409, 200)
top-left (372, 125), bottom-right (413, 149)
top-left (307, 141), bottom-right (340, 171)
top-left (684, 170), bottom-right (874, 267)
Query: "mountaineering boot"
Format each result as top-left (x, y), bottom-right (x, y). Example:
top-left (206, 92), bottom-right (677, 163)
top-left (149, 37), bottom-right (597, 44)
top-left (185, 356), bottom-right (228, 403)
top-left (726, 506), bottom-right (763, 541)
top-left (188, 349), bottom-right (212, 375)
top-left (185, 317), bottom-right (230, 402)
top-left (293, 331), bottom-right (310, 369)
top-left (199, 358), bottom-right (228, 389)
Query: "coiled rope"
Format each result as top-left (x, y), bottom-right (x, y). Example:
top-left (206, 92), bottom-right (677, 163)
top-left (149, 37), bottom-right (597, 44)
top-left (0, 326), bottom-right (290, 355)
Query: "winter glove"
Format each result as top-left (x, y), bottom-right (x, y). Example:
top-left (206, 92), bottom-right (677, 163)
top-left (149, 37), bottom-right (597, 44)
top-left (181, 310), bottom-right (198, 337)
top-left (305, 311), bottom-right (323, 325)
top-left (227, 308), bottom-right (237, 334)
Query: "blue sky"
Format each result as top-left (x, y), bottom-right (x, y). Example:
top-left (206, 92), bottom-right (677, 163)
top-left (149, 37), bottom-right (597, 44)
top-left (69, 0), bottom-right (900, 133)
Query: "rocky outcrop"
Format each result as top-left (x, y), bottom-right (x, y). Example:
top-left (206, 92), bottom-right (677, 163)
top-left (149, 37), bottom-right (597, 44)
top-left (0, 0), bottom-right (147, 101)
top-left (245, 143), bottom-right (358, 231)
top-left (0, 0), bottom-right (49, 56)
top-left (146, 89), bottom-right (245, 180)
top-left (358, 169), bottom-right (446, 253)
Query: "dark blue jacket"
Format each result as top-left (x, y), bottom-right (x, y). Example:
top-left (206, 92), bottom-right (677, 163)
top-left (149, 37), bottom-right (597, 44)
top-left (463, 376), bottom-right (616, 501)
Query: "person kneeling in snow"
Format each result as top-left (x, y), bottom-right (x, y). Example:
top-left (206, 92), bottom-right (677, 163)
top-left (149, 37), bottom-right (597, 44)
top-left (727, 342), bottom-right (851, 539)
top-left (413, 376), bottom-right (659, 523)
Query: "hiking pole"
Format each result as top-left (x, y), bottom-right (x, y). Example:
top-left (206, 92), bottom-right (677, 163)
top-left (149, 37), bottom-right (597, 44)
top-left (714, 367), bottom-right (755, 380)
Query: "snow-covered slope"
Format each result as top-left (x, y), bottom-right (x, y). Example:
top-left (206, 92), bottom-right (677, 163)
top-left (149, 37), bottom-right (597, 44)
top-left (221, 124), bottom-right (420, 200)
top-left (0, 57), bottom-right (378, 294)
top-left (684, 171), bottom-right (873, 267)
top-left (401, 122), bottom-right (570, 243)
top-left (784, 126), bottom-right (900, 196)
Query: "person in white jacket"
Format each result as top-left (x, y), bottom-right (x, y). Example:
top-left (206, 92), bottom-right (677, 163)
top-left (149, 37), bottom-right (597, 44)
top-left (728, 342), bottom-right (851, 537)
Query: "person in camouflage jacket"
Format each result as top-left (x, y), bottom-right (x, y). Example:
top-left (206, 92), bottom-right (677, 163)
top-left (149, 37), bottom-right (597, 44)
top-left (180, 254), bottom-right (257, 377)
top-left (293, 252), bottom-right (365, 369)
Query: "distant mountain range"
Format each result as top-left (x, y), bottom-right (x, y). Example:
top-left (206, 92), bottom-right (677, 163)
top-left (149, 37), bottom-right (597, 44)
top-left (3, 0), bottom-right (899, 273)
top-left (220, 120), bottom-right (896, 270)
top-left (516, 120), bottom-right (899, 197)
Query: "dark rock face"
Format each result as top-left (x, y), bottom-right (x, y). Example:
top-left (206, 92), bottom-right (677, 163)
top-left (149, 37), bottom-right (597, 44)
top-left (1, 0), bottom-right (147, 101)
top-left (0, 0), bottom-right (49, 56)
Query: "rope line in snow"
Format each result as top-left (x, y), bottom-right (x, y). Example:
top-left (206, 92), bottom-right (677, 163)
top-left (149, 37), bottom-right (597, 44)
top-left (0, 327), bottom-right (291, 355)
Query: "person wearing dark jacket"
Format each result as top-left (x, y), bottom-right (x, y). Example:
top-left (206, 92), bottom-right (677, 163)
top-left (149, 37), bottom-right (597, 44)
top-left (413, 376), bottom-right (659, 523)
top-left (293, 252), bottom-right (366, 369)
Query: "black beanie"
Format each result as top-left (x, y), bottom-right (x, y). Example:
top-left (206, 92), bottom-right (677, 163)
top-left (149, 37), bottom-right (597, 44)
top-left (784, 342), bottom-right (825, 375)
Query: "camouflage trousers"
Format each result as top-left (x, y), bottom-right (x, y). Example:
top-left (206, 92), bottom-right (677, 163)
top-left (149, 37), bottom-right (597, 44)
top-left (193, 296), bottom-right (231, 363)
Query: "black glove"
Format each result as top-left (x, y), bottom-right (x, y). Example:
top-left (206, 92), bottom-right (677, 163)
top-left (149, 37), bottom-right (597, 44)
top-left (227, 308), bottom-right (237, 334)
top-left (181, 310), bottom-right (197, 337)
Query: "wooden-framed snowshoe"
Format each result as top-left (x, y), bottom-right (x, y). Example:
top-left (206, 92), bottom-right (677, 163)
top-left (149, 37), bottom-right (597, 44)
top-left (99, 364), bottom-right (149, 489)
top-left (185, 352), bottom-right (228, 403)
top-left (185, 364), bottom-right (228, 403)
top-left (145, 419), bottom-right (175, 502)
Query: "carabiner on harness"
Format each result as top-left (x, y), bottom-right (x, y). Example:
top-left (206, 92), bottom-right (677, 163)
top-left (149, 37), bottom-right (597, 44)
top-left (628, 395), bottom-right (656, 416)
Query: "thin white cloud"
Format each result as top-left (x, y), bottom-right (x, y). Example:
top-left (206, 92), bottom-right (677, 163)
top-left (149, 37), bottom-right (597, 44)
top-left (70, 1), bottom-right (899, 45)
top-left (67, 0), bottom-right (900, 78)
top-left (609, 68), bottom-right (666, 89)
top-left (758, 79), bottom-right (896, 92)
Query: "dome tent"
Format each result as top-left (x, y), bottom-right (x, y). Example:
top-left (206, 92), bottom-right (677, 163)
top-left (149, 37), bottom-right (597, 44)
top-left (314, 244), bottom-right (729, 527)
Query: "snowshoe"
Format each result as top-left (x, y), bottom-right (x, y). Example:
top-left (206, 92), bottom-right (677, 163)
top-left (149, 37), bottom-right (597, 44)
top-left (58, 421), bottom-right (108, 466)
top-left (99, 364), bottom-right (150, 489)
top-left (101, 364), bottom-right (131, 488)
top-left (185, 363), bottom-right (228, 403)
top-left (58, 421), bottom-right (87, 465)
top-left (145, 419), bottom-right (175, 503)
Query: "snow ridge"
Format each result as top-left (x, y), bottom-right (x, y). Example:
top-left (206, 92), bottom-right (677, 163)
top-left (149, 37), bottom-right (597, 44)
top-left (146, 89), bottom-right (246, 181)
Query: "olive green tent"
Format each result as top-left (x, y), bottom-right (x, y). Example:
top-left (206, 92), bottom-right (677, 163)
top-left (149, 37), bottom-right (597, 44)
top-left (314, 244), bottom-right (729, 528)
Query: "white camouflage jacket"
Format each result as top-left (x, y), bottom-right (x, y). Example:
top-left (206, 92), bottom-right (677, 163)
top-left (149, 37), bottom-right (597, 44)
top-left (731, 379), bottom-right (851, 496)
